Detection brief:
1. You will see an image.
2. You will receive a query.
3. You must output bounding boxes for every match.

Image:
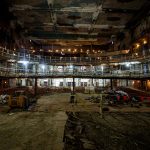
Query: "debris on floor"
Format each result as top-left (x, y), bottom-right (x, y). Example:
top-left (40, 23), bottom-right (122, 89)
top-left (63, 112), bottom-right (150, 150)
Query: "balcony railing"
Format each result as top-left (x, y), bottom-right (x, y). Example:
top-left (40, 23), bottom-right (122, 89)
top-left (0, 66), bottom-right (149, 78)
top-left (0, 47), bottom-right (150, 65)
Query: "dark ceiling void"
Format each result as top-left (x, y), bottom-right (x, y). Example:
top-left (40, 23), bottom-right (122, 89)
top-left (126, 1), bottom-right (150, 29)
top-left (0, 0), bottom-right (150, 55)
top-left (117, 0), bottom-right (135, 2)
top-left (116, 32), bottom-right (125, 41)
top-left (0, 0), bottom-right (9, 21)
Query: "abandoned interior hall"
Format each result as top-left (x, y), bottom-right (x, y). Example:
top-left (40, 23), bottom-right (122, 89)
top-left (0, 0), bottom-right (150, 150)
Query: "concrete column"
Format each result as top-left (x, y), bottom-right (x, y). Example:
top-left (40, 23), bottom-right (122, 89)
top-left (126, 79), bottom-right (128, 86)
top-left (78, 78), bottom-right (81, 87)
top-left (63, 78), bottom-right (66, 87)
top-left (48, 78), bottom-right (51, 87)
top-left (72, 77), bottom-right (75, 94)
top-left (91, 78), bottom-right (94, 86)
top-left (51, 79), bottom-right (53, 86)
top-left (141, 63), bottom-right (143, 74)
top-left (110, 79), bottom-right (113, 90)
top-left (34, 78), bottom-right (37, 96)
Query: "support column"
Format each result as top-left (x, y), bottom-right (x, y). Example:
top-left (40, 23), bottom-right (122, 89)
top-left (63, 78), bottom-right (66, 87)
top-left (78, 78), bottom-right (81, 87)
top-left (103, 79), bottom-right (105, 87)
top-left (126, 79), bottom-right (129, 87)
top-left (91, 78), bottom-right (94, 86)
top-left (110, 79), bottom-right (113, 90)
top-left (34, 78), bottom-right (37, 96)
top-left (72, 77), bottom-right (75, 94)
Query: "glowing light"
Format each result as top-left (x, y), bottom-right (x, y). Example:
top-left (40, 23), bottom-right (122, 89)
top-left (143, 40), bottom-right (147, 44)
top-left (126, 63), bottom-right (130, 67)
top-left (41, 65), bottom-right (45, 70)
top-left (68, 49), bottom-right (71, 52)
top-left (18, 61), bottom-right (29, 66)
top-left (136, 43), bottom-right (140, 49)
top-left (101, 65), bottom-right (104, 72)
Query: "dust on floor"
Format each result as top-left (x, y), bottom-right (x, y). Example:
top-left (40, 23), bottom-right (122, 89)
top-left (0, 93), bottom-right (150, 150)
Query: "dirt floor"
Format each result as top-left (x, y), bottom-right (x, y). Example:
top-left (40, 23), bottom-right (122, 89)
top-left (0, 93), bottom-right (150, 150)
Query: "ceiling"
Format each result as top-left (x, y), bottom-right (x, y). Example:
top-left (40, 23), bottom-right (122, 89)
top-left (0, 0), bottom-right (150, 52)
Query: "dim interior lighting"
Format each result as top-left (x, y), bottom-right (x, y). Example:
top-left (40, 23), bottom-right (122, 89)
top-left (61, 52), bottom-right (65, 55)
top-left (135, 53), bottom-right (138, 56)
top-left (143, 40), bottom-right (147, 44)
top-left (80, 49), bottom-right (83, 52)
top-left (125, 49), bottom-right (130, 53)
top-left (61, 49), bottom-right (64, 52)
top-left (136, 43), bottom-right (140, 49)
top-left (56, 49), bottom-right (59, 52)
top-left (74, 49), bottom-right (77, 52)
